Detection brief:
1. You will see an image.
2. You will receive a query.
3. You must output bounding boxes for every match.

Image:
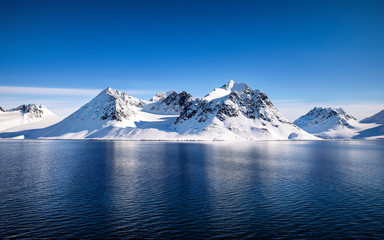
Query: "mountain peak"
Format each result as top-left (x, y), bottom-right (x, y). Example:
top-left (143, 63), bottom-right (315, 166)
top-left (203, 80), bottom-right (251, 101)
top-left (11, 104), bottom-right (40, 113)
top-left (105, 86), bottom-right (113, 92)
top-left (221, 80), bottom-right (249, 92)
top-left (100, 87), bottom-right (121, 97)
top-left (67, 87), bottom-right (146, 124)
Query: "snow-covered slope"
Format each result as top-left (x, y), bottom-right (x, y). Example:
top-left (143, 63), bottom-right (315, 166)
top-left (0, 104), bottom-right (59, 132)
top-left (360, 109), bottom-right (384, 124)
top-left (174, 81), bottom-right (316, 140)
top-left (0, 83), bottom-right (318, 140)
top-left (352, 110), bottom-right (384, 140)
top-left (294, 107), bottom-right (379, 139)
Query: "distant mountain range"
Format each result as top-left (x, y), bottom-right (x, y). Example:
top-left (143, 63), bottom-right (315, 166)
top-left (0, 81), bottom-right (383, 140)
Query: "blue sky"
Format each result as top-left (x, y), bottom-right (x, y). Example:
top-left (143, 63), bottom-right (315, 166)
top-left (0, 0), bottom-right (383, 120)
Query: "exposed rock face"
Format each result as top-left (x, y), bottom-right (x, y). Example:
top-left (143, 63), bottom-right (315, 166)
top-left (10, 104), bottom-right (44, 118)
top-left (144, 91), bottom-right (194, 114)
top-left (0, 106), bottom-right (5, 112)
top-left (293, 107), bottom-right (357, 133)
top-left (176, 84), bottom-right (290, 126)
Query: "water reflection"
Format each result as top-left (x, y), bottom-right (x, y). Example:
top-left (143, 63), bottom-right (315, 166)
top-left (0, 140), bottom-right (383, 238)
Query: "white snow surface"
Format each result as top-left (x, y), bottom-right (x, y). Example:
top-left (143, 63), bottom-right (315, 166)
top-left (0, 104), bottom-right (60, 132)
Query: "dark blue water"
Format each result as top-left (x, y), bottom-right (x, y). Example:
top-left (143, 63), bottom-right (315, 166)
top-left (0, 140), bottom-right (383, 239)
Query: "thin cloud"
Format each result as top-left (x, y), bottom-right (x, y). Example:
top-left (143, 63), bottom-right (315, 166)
top-left (0, 86), bottom-right (157, 96)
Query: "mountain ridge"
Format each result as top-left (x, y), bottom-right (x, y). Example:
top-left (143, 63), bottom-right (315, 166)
top-left (0, 81), bottom-right (317, 140)
top-left (1, 81), bottom-right (382, 140)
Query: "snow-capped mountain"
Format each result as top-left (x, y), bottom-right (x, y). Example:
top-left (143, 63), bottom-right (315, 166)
top-left (360, 109), bottom-right (384, 124)
top-left (29, 87), bottom-right (150, 138)
top-left (0, 106), bottom-right (4, 112)
top-left (294, 107), bottom-right (357, 133)
top-left (293, 107), bottom-right (381, 139)
top-left (174, 81), bottom-right (316, 140)
top-left (68, 87), bottom-right (145, 122)
top-left (144, 91), bottom-right (194, 114)
top-left (0, 104), bottom-right (59, 132)
top-left (0, 82), bottom-right (317, 140)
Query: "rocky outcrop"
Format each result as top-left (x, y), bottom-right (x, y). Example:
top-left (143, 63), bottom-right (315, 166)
top-left (144, 91), bottom-right (194, 114)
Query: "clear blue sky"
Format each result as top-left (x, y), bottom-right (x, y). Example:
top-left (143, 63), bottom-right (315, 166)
top-left (0, 0), bottom-right (383, 119)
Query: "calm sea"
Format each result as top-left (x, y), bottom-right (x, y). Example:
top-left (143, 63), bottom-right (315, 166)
top-left (0, 140), bottom-right (383, 239)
